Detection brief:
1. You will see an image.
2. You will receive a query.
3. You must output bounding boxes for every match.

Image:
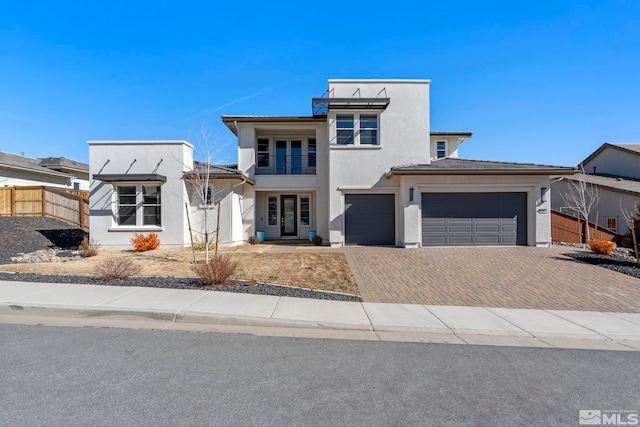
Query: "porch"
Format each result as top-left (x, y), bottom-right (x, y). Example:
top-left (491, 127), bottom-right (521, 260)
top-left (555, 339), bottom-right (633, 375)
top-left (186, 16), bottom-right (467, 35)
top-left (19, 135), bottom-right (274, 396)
top-left (254, 191), bottom-right (317, 241)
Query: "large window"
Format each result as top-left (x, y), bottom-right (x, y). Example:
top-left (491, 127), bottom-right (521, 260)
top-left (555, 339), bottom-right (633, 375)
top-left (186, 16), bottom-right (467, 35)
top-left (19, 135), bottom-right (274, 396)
top-left (436, 141), bottom-right (446, 159)
top-left (116, 185), bottom-right (162, 226)
top-left (336, 115), bottom-right (355, 145)
top-left (359, 115), bottom-right (378, 145)
top-left (308, 138), bottom-right (316, 167)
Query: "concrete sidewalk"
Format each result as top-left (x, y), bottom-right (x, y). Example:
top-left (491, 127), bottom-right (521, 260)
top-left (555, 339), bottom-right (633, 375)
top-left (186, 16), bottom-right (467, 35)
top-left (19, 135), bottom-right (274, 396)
top-left (1, 280), bottom-right (640, 351)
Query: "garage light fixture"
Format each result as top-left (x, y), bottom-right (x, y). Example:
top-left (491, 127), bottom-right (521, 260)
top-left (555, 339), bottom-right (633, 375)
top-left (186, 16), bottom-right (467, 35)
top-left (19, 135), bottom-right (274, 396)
top-left (541, 187), bottom-right (548, 202)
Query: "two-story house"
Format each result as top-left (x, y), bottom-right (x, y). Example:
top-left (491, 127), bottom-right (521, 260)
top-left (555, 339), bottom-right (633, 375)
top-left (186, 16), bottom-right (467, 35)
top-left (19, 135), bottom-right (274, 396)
top-left (551, 143), bottom-right (640, 236)
top-left (89, 79), bottom-right (574, 248)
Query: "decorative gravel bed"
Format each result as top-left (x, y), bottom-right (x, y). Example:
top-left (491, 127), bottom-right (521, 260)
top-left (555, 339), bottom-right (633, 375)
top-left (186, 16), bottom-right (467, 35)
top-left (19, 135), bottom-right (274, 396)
top-left (0, 272), bottom-right (363, 302)
top-left (564, 252), bottom-right (640, 279)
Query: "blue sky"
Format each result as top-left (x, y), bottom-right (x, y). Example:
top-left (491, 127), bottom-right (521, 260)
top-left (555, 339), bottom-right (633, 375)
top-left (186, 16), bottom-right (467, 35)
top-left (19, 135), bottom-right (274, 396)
top-left (1, 1), bottom-right (638, 166)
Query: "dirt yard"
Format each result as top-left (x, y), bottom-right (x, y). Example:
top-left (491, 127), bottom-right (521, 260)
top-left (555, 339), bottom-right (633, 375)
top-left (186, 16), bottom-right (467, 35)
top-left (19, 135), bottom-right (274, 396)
top-left (0, 246), bottom-right (358, 295)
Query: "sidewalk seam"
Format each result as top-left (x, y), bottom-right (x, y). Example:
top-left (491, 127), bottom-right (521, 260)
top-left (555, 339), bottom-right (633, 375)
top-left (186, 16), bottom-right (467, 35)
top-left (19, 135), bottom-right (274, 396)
top-left (544, 310), bottom-right (612, 341)
top-left (418, 305), bottom-right (454, 335)
top-left (173, 291), bottom-right (212, 323)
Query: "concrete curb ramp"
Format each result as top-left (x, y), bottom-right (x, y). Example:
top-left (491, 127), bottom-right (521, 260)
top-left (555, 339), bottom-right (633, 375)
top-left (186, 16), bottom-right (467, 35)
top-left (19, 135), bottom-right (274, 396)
top-left (1, 280), bottom-right (640, 351)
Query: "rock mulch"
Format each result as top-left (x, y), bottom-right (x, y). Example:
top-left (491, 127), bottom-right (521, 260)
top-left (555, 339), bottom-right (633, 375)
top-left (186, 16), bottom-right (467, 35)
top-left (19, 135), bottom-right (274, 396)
top-left (10, 249), bottom-right (81, 263)
top-left (0, 272), bottom-right (362, 302)
top-left (564, 252), bottom-right (640, 279)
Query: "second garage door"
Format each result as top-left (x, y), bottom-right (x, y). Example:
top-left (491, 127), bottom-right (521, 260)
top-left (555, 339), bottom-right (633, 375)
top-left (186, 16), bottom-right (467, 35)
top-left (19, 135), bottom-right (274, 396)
top-left (422, 192), bottom-right (527, 246)
top-left (345, 194), bottom-right (395, 246)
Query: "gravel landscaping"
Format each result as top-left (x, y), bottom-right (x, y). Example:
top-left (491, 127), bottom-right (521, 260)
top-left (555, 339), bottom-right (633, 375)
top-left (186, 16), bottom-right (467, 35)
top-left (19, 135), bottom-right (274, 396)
top-left (565, 252), bottom-right (640, 279)
top-left (0, 217), bottom-right (361, 301)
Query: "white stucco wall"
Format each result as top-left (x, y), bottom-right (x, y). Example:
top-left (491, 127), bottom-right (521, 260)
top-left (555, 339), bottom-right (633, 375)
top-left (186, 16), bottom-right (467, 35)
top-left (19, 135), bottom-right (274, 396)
top-left (551, 179), bottom-right (638, 235)
top-left (429, 136), bottom-right (464, 160)
top-left (88, 140), bottom-right (193, 248)
top-left (583, 147), bottom-right (640, 179)
top-left (327, 79), bottom-right (431, 246)
top-left (0, 167), bottom-right (76, 189)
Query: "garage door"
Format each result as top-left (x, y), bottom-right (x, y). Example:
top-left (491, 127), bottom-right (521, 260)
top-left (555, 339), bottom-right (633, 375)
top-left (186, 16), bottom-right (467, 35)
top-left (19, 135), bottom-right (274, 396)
top-left (422, 193), bottom-right (527, 246)
top-left (345, 194), bottom-right (395, 245)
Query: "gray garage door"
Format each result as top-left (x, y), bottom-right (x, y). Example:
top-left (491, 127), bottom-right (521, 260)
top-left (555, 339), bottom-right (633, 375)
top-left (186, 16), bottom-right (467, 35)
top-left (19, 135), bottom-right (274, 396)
top-left (422, 193), bottom-right (527, 246)
top-left (345, 194), bottom-right (395, 246)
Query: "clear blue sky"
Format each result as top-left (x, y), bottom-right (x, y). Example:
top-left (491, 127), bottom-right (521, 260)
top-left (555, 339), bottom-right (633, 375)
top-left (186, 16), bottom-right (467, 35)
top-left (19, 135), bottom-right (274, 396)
top-left (1, 1), bottom-right (638, 166)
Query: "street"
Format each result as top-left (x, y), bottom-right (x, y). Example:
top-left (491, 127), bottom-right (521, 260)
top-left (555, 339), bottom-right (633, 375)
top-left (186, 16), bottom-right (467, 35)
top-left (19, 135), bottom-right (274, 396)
top-left (1, 323), bottom-right (638, 426)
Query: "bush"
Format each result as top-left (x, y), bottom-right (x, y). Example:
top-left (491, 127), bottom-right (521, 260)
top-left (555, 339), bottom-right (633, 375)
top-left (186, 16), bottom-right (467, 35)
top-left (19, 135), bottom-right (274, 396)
top-left (193, 255), bottom-right (238, 286)
top-left (312, 235), bottom-right (323, 246)
top-left (94, 257), bottom-right (142, 281)
top-left (248, 236), bottom-right (260, 245)
top-left (589, 239), bottom-right (616, 255)
top-left (78, 237), bottom-right (100, 257)
top-left (192, 238), bottom-right (216, 251)
top-left (131, 232), bottom-right (160, 252)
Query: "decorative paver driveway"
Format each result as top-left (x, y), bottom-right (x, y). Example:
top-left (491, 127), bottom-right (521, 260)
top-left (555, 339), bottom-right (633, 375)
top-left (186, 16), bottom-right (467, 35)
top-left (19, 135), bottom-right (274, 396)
top-left (342, 246), bottom-right (640, 312)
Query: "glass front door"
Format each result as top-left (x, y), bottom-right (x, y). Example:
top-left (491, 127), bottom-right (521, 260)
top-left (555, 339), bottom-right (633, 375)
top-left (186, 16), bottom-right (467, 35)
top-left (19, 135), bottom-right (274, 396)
top-left (280, 195), bottom-right (297, 236)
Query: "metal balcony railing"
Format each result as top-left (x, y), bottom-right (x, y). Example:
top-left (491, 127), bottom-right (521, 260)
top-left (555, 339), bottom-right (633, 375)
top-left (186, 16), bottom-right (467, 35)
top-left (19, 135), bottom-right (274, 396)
top-left (255, 154), bottom-right (317, 175)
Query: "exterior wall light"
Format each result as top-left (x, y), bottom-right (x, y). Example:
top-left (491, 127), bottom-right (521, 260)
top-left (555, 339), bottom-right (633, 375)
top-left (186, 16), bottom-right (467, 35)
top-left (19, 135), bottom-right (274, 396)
top-left (541, 187), bottom-right (548, 202)
top-left (409, 188), bottom-right (414, 203)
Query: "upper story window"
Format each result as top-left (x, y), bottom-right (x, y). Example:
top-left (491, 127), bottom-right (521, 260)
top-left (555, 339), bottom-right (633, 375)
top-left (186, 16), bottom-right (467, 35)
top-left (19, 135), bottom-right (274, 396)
top-left (336, 115), bottom-right (355, 145)
top-left (607, 217), bottom-right (617, 231)
top-left (359, 115), bottom-right (378, 145)
top-left (116, 184), bottom-right (162, 226)
top-left (436, 141), bottom-right (446, 159)
top-left (257, 138), bottom-right (269, 167)
top-left (308, 138), bottom-right (316, 167)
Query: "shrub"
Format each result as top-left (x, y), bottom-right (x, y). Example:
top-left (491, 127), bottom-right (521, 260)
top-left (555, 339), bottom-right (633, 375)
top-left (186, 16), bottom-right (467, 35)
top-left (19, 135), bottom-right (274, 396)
top-left (193, 238), bottom-right (216, 251)
top-left (94, 257), bottom-right (142, 281)
top-left (312, 235), bottom-right (323, 246)
top-left (131, 232), bottom-right (160, 252)
top-left (248, 236), bottom-right (260, 245)
top-left (589, 239), bottom-right (616, 255)
top-left (78, 237), bottom-right (100, 257)
top-left (193, 255), bottom-right (238, 286)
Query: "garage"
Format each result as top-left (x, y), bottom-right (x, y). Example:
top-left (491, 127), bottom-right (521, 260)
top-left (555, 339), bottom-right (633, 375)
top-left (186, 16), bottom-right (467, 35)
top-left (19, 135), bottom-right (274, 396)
top-left (421, 192), bottom-right (527, 246)
top-left (345, 194), bottom-right (395, 245)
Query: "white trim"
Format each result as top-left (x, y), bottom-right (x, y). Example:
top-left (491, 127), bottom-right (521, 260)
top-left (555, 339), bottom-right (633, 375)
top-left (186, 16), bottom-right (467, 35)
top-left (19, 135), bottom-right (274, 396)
top-left (108, 226), bottom-right (164, 232)
top-left (330, 145), bottom-right (382, 150)
top-left (88, 140), bottom-right (193, 149)
top-left (338, 186), bottom-right (400, 192)
top-left (329, 79), bottom-right (430, 84)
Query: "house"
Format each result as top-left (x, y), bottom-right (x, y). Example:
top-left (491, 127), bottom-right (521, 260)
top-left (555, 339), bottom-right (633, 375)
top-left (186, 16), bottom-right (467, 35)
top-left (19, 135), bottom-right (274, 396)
top-left (0, 151), bottom-right (89, 190)
top-left (551, 143), bottom-right (640, 236)
top-left (89, 79), bottom-right (575, 249)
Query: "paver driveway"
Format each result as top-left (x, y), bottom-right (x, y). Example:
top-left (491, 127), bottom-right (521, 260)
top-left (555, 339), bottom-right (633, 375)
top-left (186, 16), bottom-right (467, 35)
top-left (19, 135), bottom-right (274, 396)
top-left (342, 246), bottom-right (640, 312)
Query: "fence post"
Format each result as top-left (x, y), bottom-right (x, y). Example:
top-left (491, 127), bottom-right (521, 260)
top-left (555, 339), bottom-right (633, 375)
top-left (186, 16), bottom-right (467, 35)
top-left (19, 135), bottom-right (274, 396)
top-left (80, 198), bottom-right (85, 230)
top-left (11, 187), bottom-right (16, 216)
top-left (41, 187), bottom-right (46, 217)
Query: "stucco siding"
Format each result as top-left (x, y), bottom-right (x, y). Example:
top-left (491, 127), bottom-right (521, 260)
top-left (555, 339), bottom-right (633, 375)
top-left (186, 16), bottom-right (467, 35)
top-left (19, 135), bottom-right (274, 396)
top-left (583, 147), bottom-right (640, 179)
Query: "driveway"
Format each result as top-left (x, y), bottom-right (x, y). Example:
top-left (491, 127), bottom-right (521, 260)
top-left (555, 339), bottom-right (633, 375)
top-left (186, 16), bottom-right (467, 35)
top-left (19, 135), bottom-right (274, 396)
top-left (342, 246), bottom-right (640, 312)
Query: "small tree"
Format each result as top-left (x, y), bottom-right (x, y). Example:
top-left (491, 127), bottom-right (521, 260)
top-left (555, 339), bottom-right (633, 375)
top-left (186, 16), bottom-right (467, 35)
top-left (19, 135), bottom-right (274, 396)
top-left (184, 122), bottom-right (224, 265)
top-left (560, 165), bottom-right (600, 242)
top-left (621, 201), bottom-right (640, 264)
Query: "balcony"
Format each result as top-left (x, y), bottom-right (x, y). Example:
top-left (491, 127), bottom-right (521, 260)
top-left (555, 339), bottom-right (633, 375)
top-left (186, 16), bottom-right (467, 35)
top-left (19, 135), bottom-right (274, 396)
top-left (255, 155), bottom-right (316, 175)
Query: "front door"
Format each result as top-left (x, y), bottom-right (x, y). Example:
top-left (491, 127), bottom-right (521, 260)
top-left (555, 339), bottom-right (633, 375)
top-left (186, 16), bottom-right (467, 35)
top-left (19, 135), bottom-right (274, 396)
top-left (281, 195), bottom-right (297, 236)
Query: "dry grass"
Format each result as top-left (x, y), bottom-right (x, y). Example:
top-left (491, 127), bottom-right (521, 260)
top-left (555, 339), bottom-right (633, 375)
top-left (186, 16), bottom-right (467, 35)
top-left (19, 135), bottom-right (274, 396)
top-left (0, 246), bottom-right (358, 294)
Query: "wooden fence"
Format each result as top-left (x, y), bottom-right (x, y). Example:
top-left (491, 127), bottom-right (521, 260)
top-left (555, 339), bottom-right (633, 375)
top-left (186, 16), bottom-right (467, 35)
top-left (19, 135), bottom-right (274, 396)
top-left (551, 209), bottom-right (621, 244)
top-left (0, 186), bottom-right (89, 231)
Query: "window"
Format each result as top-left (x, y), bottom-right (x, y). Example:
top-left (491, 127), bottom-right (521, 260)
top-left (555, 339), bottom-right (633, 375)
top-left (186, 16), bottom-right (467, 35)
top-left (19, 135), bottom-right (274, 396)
top-left (437, 141), bottom-right (446, 159)
top-left (300, 196), bottom-right (310, 226)
top-left (116, 185), bottom-right (161, 226)
top-left (275, 140), bottom-right (287, 175)
top-left (607, 217), bottom-right (617, 231)
top-left (257, 139), bottom-right (269, 167)
top-left (359, 115), bottom-right (378, 145)
top-left (291, 140), bottom-right (302, 174)
top-left (117, 186), bottom-right (137, 226)
top-left (308, 138), bottom-right (316, 167)
top-left (205, 186), bottom-right (213, 205)
top-left (73, 182), bottom-right (80, 190)
top-left (268, 196), bottom-right (278, 226)
top-left (336, 114), bottom-right (354, 145)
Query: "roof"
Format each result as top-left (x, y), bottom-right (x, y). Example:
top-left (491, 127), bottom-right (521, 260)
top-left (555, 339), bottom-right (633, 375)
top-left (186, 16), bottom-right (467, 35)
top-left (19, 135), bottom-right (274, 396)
top-left (386, 158), bottom-right (576, 177)
top-left (38, 157), bottom-right (89, 173)
top-left (186, 162), bottom-right (255, 185)
top-left (563, 173), bottom-right (640, 196)
top-left (0, 151), bottom-right (76, 178)
top-left (221, 116), bottom-right (323, 135)
top-left (581, 142), bottom-right (640, 166)
top-left (430, 131), bottom-right (473, 137)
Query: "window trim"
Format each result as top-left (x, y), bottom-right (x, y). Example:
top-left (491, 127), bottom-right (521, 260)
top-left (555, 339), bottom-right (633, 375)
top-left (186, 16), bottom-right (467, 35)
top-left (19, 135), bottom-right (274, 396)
top-left (267, 196), bottom-right (278, 227)
top-left (300, 195), bottom-right (311, 227)
top-left (436, 141), bottom-right (446, 159)
top-left (113, 183), bottom-right (162, 229)
top-left (332, 112), bottom-right (380, 146)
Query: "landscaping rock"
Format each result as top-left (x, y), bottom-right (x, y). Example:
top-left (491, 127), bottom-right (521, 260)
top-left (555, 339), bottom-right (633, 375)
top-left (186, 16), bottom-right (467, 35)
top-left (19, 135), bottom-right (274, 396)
top-left (564, 252), bottom-right (640, 279)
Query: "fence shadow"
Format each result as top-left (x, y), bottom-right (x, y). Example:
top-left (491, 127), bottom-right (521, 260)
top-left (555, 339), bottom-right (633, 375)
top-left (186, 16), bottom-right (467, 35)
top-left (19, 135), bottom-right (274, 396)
top-left (38, 228), bottom-right (88, 249)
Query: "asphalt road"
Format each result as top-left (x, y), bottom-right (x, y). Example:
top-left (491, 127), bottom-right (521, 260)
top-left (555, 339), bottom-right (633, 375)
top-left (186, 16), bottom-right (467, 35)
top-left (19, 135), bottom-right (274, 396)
top-left (1, 324), bottom-right (638, 426)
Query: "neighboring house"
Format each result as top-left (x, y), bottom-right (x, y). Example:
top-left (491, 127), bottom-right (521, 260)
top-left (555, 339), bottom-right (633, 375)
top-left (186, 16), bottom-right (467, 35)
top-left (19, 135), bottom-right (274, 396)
top-left (89, 79), bottom-right (575, 249)
top-left (551, 143), bottom-right (640, 236)
top-left (0, 151), bottom-right (89, 190)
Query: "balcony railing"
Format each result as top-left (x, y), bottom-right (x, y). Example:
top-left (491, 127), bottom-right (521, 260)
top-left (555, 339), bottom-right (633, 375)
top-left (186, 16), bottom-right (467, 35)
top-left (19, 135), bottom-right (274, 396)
top-left (255, 154), bottom-right (317, 175)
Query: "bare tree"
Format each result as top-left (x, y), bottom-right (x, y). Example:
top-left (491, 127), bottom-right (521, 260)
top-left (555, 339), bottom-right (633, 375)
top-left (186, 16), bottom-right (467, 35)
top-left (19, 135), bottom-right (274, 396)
top-left (184, 122), bottom-right (224, 264)
top-left (560, 165), bottom-right (600, 242)
top-left (621, 200), bottom-right (640, 264)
